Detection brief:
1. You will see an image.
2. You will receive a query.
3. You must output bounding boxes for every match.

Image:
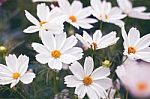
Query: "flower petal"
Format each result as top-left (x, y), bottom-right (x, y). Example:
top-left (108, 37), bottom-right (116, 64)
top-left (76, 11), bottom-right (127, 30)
top-left (48, 59), bottom-right (62, 70)
top-left (59, 54), bottom-right (78, 64)
top-left (20, 72), bottom-right (35, 84)
top-left (75, 84), bottom-right (87, 99)
top-left (32, 43), bottom-right (49, 54)
top-left (35, 54), bottom-right (51, 64)
top-left (23, 26), bottom-right (39, 33)
top-left (84, 57), bottom-right (94, 76)
top-left (10, 79), bottom-right (19, 88)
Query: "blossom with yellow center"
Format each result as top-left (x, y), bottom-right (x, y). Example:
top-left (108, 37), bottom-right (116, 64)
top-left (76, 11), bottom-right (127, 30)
top-left (51, 50), bottom-right (61, 58)
top-left (128, 47), bottom-right (136, 54)
top-left (102, 60), bottom-right (112, 68)
top-left (65, 56), bottom-right (112, 99)
top-left (69, 15), bottom-right (77, 23)
top-left (12, 72), bottom-right (20, 79)
top-left (40, 21), bottom-right (47, 26)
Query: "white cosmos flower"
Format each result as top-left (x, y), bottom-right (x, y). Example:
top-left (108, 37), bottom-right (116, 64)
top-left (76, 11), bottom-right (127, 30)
top-left (90, 0), bottom-right (126, 27)
top-left (116, 59), bottom-right (150, 98)
top-left (122, 27), bottom-right (150, 62)
top-left (32, 31), bottom-right (83, 70)
top-left (23, 3), bottom-right (66, 35)
top-left (32, 0), bottom-right (57, 2)
top-left (64, 56), bottom-right (112, 99)
top-left (76, 30), bottom-right (119, 50)
top-left (0, 54), bottom-right (36, 88)
top-left (57, 0), bottom-right (97, 29)
top-left (117, 0), bottom-right (150, 20)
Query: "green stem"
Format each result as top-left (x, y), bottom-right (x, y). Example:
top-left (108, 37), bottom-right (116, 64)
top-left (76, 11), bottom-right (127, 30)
top-left (125, 91), bottom-right (128, 99)
top-left (100, 21), bottom-right (103, 31)
top-left (53, 70), bottom-right (58, 95)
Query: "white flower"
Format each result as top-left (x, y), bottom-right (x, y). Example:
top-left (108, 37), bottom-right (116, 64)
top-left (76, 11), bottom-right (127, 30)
top-left (57, 0), bottom-right (97, 29)
top-left (116, 59), bottom-right (150, 98)
top-left (117, 0), bottom-right (150, 20)
top-left (32, 0), bottom-right (57, 2)
top-left (64, 56), bottom-right (112, 99)
top-left (23, 3), bottom-right (66, 35)
top-left (76, 30), bottom-right (119, 50)
top-left (0, 54), bottom-right (35, 88)
top-left (122, 27), bottom-right (150, 62)
top-left (90, 0), bottom-right (126, 27)
top-left (32, 31), bottom-right (83, 70)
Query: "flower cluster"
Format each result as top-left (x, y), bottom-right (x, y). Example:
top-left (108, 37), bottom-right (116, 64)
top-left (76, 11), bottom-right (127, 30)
top-left (0, 0), bottom-right (150, 98)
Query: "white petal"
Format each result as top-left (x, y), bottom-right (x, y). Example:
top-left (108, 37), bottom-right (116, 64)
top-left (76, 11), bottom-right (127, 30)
top-left (24, 10), bottom-right (39, 26)
top-left (0, 64), bottom-right (12, 77)
top-left (10, 79), bottom-right (19, 88)
top-left (86, 86), bottom-right (99, 99)
top-left (90, 0), bottom-right (102, 14)
top-left (40, 31), bottom-right (56, 51)
top-left (94, 78), bottom-right (112, 90)
top-left (58, 0), bottom-right (70, 13)
top-left (117, 0), bottom-right (132, 13)
top-left (75, 84), bottom-right (87, 99)
top-left (109, 19), bottom-right (125, 27)
top-left (0, 78), bottom-right (14, 85)
top-left (60, 54), bottom-right (78, 64)
top-left (77, 21), bottom-right (93, 29)
top-left (20, 72), bottom-right (35, 84)
top-left (32, 43), bottom-right (49, 54)
top-left (64, 75), bottom-right (82, 87)
top-left (23, 26), bottom-right (39, 33)
top-left (36, 54), bottom-right (51, 64)
top-left (77, 7), bottom-right (92, 19)
top-left (55, 33), bottom-right (66, 50)
top-left (71, 1), bottom-right (83, 14)
top-left (17, 55), bottom-right (29, 76)
top-left (121, 26), bottom-right (129, 49)
top-left (129, 11), bottom-right (150, 20)
top-left (93, 30), bottom-right (102, 43)
top-left (83, 31), bottom-right (92, 44)
top-left (104, 2), bottom-right (112, 15)
top-left (61, 35), bottom-right (77, 52)
top-left (84, 57), bottom-right (94, 76)
top-left (48, 59), bottom-right (62, 70)
top-left (133, 6), bottom-right (147, 12)
top-left (69, 61), bottom-right (84, 80)
top-left (37, 3), bottom-right (50, 21)
top-left (91, 67), bottom-right (110, 80)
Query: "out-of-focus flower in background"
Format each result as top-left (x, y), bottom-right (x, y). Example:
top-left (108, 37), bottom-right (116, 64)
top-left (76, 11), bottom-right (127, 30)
top-left (90, 0), bottom-right (126, 27)
top-left (116, 59), bottom-right (150, 98)
top-left (122, 27), bottom-right (150, 62)
top-left (76, 30), bottom-right (119, 50)
top-left (56, 0), bottom-right (97, 29)
top-left (0, 0), bottom-right (7, 6)
top-left (32, 0), bottom-right (57, 2)
top-left (32, 32), bottom-right (83, 70)
top-left (65, 56), bottom-right (112, 99)
top-left (0, 54), bottom-right (35, 88)
top-left (117, 0), bottom-right (150, 20)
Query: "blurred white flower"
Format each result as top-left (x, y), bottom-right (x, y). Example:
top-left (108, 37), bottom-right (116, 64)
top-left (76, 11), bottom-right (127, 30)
top-left (90, 0), bottom-right (126, 27)
top-left (122, 27), bottom-right (150, 62)
top-left (0, 54), bottom-right (35, 88)
top-left (64, 57), bottom-right (112, 99)
top-left (57, 0), bottom-right (97, 29)
top-left (116, 59), bottom-right (150, 98)
top-left (32, 31), bottom-right (83, 70)
top-left (117, 0), bottom-right (150, 20)
top-left (76, 30), bottom-right (119, 50)
top-left (32, 0), bottom-right (57, 2)
top-left (23, 3), bottom-right (66, 36)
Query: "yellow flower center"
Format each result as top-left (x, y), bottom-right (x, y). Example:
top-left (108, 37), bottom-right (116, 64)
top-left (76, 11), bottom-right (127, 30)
top-left (128, 47), bottom-right (136, 54)
top-left (69, 15), bottom-right (77, 22)
top-left (91, 42), bottom-right (97, 50)
top-left (83, 76), bottom-right (93, 86)
top-left (102, 60), bottom-right (112, 68)
top-left (40, 21), bottom-right (47, 26)
top-left (12, 72), bottom-right (20, 79)
top-left (137, 82), bottom-right (148, 92)
top-left (51, 50), bottom-right (61, 58)
top-left (105, 15), bottom-right (109, 20)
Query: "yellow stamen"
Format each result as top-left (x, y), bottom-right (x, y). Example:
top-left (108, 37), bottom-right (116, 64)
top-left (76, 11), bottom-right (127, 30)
top-left (128, 47), bottom-right (136, 54)
top-left (40, 21), bottom-right (47, 26)
top-left (51, 50), bottom-right (61, 58)
top-left (105, 15), bottom-right (109, 20)
top-left (83, 76), bottom-right (93, 86)
top-left (69, 15), bottom-right (77, 22)
top-left (137, 82), bottom-right (147, 92)
top-left (91, 42), bottom-right (97, 50)
top-left (12, 72), bottom-right (20, 79)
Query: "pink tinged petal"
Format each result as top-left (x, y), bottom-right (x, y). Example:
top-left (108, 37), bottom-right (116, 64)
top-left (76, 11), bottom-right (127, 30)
top-left (71, 1), bottom-right (83, 14)
top-left (133, 6), bottom-right (147, 12)
top-left (90, 0), bottom-right (102, 14)
top-left (129, 11), bottom-right (150, 20)
top-left (75, 34), bottom-right (90, 48)
top-left (109, 19), bottom-right (125, 27)
top-left (61, 35), bottom-right (77, 52)
top-left (135, 34), bottom-right (150, 51)
top-left (121, 26), bottom-right (129, 49)
top-left (17, 55), bottom-right (29, 76)
top-left (0, 64), bottom-right (12, 77)
top-left (59, 54), bottom-right (78, 64)
top-left (94, 78), bottom-right (112, 90)
top-left (75, 84), bottom-right (87, 99)
top-left (58, 0), bottom-right (70, 13)
top-left (86, 86), bottom-right (99, 99)
top-left (48, 59), bottom-right (62, 70)
top-left (93, 30), bottom-right (102, 43)
top-left (128, 27), bottom-right (140, 46)
top-left (64, 75), bottom-right (82, 87)
top-left (20, 72), bottom-right (35, 84)
top-left (104, 2), bottom-right (112, 15)
top-left (84, 57), bottom-right (94, 76)
top-left (37, 3), bottom-right (50, 21)
top-left (24, 10), bottom-right (39, 26)
top-left (0, 78), bottom-right (14, 85)
top-left (35, 54), bottom-right (51, 64)
top-left (5, 54), bottom-right (18, 72)
top-left (136, 50), bottom-right (150, 62)
top-left (10, 79), bottom-right (19, 88)
top-left (117, 0), bottom-right (132, 13)
top-left (91, 67), bottom-right (110, 80)
top-left (77, 22), bottom-right (93, 29)
top-left (69, 61), bottom-right (85, 80)
top-left (55, 33), bottom-right (66, 50)
top-left (32, 43), bottom-right (49, 54)
top-left (40, 31), bottom-right (56, 51)
top-left (83, 31), bottom-right (92, 44)
top-left (23, 26), bottom-right (39, 33)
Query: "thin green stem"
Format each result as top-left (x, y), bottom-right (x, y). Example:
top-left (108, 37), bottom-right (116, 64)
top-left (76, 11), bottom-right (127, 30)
top-left (53, 70), bottom-right (58, 95)
top-left (125, 91), bottom-right (128, 99)
top-left (100, 21), bottom-right (103, 31)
